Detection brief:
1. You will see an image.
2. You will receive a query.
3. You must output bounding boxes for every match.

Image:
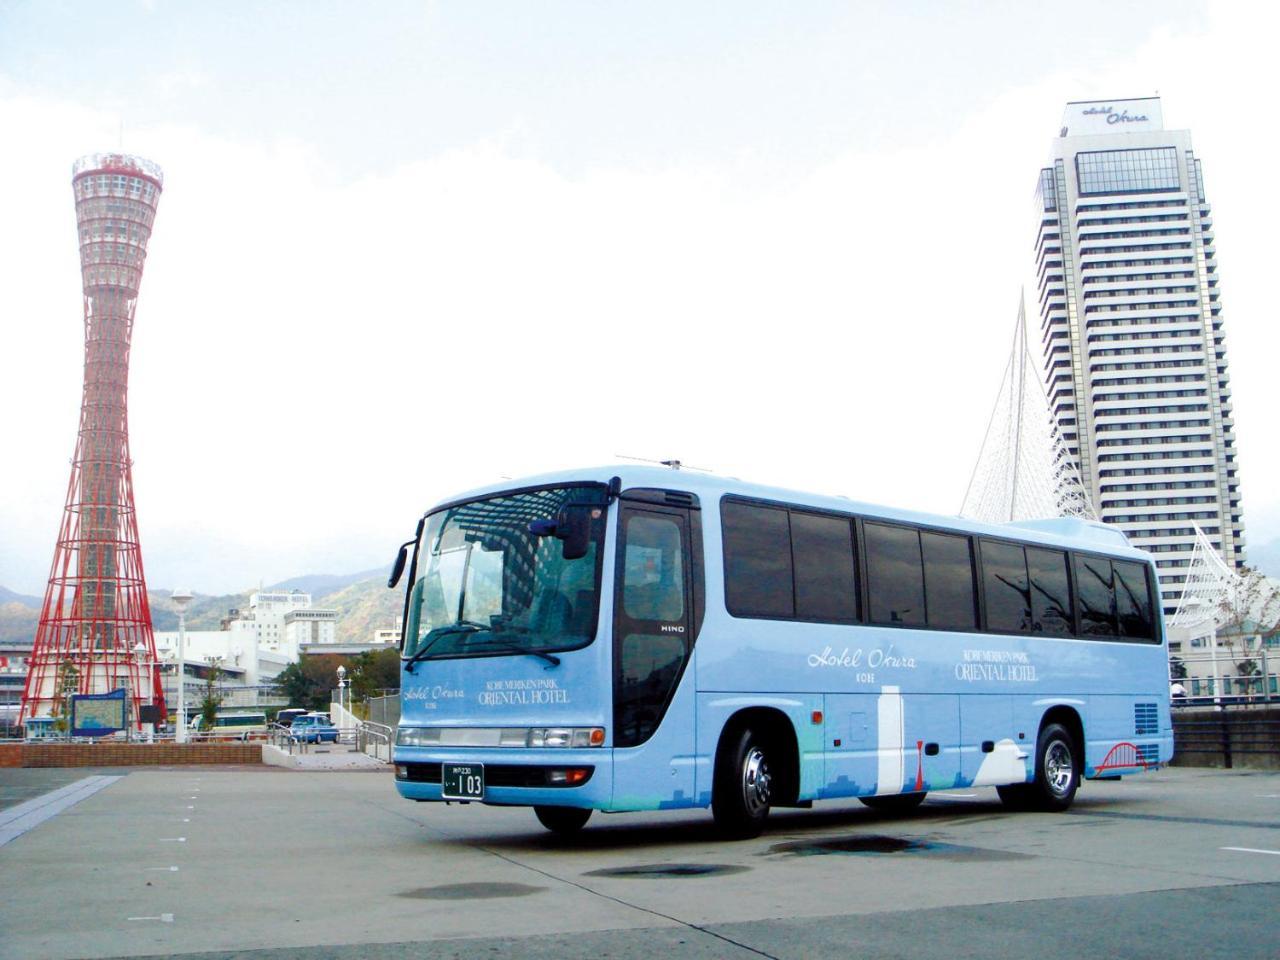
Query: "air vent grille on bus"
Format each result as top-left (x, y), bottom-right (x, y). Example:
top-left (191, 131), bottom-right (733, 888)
top-left (1137, 743), bottom-right (1159, 765)
top-left (1134, 703), bottom-right (1159, 737)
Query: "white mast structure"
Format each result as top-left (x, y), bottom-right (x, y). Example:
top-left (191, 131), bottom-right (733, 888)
top-left (961, 295), bottom-right (1096, 524)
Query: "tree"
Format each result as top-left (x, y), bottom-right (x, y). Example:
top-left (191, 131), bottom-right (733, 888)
top-left (51, 659), bottom-right (79, 734)
top-left (1215, 568), bottom-right (1280, 699)
top-left (198, 658), bottom-right (225, 732)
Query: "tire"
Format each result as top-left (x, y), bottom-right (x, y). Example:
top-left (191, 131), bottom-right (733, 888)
top-left (534, 806), bottom-right (591, 836)
top-left (712, 726), bottom-right (774, 839)
top-left (998, 723), bottom-right (1080, 812)
top-left (1028, 723), bottom-right (1080, 811)
top-left (859, 792), bottom-right (927, 812)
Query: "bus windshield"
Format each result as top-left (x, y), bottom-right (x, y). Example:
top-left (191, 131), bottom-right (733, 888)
top-left (404, 485), bottom-right (607, 662)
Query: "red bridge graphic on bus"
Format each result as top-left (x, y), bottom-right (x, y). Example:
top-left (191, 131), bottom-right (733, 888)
top-left (1095, 742), bottom-right (1151, 773)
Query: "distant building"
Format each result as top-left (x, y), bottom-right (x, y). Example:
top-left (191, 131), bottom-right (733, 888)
top-left (221, 590), bottom-right (339, 660)
top-left (371, 618), bottom-right (403, 645)
top-left (1034, 97), bottom-right (1246, 613)
top-left (152, 589), bottom-right (338, 712)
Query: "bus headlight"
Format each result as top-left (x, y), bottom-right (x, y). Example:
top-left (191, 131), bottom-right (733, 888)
top-left (528, 727), bottom-right (605, 748)
top-left (396, 727), bottom-right (436, 746)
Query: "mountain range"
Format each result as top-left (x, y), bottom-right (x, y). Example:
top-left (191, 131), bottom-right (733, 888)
top-left (0, 567), bottom-right (401, 646)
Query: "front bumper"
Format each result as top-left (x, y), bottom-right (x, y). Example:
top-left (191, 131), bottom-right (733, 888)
top-left (393, 746), bottom-right (612, 808)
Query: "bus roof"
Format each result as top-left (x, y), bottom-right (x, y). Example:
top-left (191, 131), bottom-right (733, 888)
top-left (424, 465), bottom-right (1146, 561)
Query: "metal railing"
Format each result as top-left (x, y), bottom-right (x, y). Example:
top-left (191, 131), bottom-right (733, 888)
top-left (1170, 649), bottom-right (1275, 707)
top-left (357, 720), bottom-right (393, 763)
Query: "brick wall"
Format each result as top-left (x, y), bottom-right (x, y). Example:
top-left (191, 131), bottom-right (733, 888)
top-left (0, 742), bottom-right (262, 767)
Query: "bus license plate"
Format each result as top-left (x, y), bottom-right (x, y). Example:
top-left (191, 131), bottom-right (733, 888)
top-left (442, 763), bottom-right (485, 800)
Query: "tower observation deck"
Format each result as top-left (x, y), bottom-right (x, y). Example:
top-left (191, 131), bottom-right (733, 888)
top-left (20, 154), bottom-right (166, 728)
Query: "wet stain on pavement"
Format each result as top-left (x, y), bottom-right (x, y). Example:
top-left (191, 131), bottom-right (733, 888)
top-left (399, 882), bottom-right (545, 900)
top-left (584, 863), bottom-right (750, 879)
top-left (769, 834), bottom-right (1029, 861)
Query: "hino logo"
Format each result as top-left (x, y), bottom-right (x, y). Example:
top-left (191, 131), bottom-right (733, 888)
top-left (660, 624), bottom-right (685, 634)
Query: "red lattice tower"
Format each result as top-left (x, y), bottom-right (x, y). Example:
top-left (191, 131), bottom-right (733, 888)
top-left (20, 154), bottom-right (166, 728)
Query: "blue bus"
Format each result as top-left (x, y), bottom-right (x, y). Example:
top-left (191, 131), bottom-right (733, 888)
top-left (390, 466), bottom-right (1172, 837)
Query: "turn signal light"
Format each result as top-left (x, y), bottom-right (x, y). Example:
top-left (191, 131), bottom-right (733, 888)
top-left (547, 767), bottom-right (592, 785)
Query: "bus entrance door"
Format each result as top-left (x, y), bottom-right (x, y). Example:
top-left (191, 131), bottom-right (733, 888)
top-left (611, 501), bottom-right (697, 809)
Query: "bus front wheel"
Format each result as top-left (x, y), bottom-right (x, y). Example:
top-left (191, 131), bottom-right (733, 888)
top-left (713, 726), bottom-right (773, 839)
top-left (534, 806), bottom-right (591, 836)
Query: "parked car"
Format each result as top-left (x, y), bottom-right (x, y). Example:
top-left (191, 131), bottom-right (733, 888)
top-left (275, 708), bottom-right (308, 728)
top-left (290, 712), bottom-right (339, 744)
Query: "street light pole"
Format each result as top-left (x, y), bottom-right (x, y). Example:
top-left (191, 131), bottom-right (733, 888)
top-left (172, 589), bottom-right (193, 743)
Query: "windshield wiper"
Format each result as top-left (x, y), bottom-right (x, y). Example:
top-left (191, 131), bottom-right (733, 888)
top-left (465, 639), bottom-right (561, 668)
top-left (404, 621), bottom-right (488, 673)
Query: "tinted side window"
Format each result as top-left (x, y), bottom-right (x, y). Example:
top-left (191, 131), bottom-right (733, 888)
top-left (982, 540), bottom-right (1031, 633)
top-left (865, 522), bottom-right (925, 626)
top-left (921, 531), bottom-right (977, 630)
top-left (792, 512), bottom-right (858, 622)
top-left (722, 501), bottom-right (793, 618)
top-left (1074, 554), bottom-right (1117, 637)
top-left (1114, 560), bottom-right (1154, 641)
top-left (1026, 547), bottom-right (1073, 635)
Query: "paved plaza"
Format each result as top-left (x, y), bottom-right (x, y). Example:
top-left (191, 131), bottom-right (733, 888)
top-left (0, 764), bottom-right (1276, 959)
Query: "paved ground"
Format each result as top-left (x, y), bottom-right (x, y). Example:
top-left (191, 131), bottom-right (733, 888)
top-left (0, 765), bottom-right (1276, 960)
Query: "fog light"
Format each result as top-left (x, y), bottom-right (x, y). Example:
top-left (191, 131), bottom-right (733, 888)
top-left (547, 767), bottom-right (591, 785)
top-left (395, 764), bottom-right (408, 780)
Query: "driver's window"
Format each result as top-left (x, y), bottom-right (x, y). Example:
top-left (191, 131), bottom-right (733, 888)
top-left (622, 515), bottom-right (685, 622)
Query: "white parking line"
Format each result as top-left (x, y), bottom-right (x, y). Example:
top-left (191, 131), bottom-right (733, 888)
top-left (145, 866), bottom-right (180, 872)
top-left (158, 837), bottom-right (187, 843)
top-left (929, 794), bottom-right (978, 801)
top-left (0, 776), bottom-right (123, 848)
top-left (1221, 846), bottom-right (1280, 857)
top-left (128, 914), bottom-right (174, 922)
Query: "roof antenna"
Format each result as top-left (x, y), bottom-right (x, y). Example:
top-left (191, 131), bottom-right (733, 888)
top-left (614, 454), bottom-right (713, 473)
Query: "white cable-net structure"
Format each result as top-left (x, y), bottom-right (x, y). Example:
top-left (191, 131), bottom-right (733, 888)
top-left (961, 296), bottom-right (1097, 524)
top-left (1169, 525), bottom-right (1249, 629)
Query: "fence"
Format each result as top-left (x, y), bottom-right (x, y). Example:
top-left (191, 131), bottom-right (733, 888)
top-left (365, 693), bottom-right (400, 728)
top-left (1171, 705), bottom-right (1280, 770)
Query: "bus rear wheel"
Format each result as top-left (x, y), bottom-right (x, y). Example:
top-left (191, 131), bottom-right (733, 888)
top-left (534, 806), bottom-right (591, 835)
top-left (1000, 723), bottom-right (1079, 812)
top-left (713, 726), bottom-right (773, 839)
top-left (859, 792), bottom-right (927, 812)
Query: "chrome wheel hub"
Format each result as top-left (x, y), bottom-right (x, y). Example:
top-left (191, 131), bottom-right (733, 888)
top-left (743, 747), bottom-right (772, 815)
top-left (1045, 740), bottom-right (1073, 797)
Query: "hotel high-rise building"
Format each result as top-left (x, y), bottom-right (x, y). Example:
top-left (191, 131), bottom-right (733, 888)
top-left (1034, 98), bottom-right (1245, 613)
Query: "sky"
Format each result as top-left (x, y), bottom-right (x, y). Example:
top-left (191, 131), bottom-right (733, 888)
top-left (1, 1), bottom-right (1277, 595)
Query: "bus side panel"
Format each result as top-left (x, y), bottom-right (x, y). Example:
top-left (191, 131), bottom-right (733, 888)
top-left (822, 693), bottom-right (877, 798)
top-left (610, 670), bottom-right (698, 811)
top-left (1084, 693), bottom-right (1171, 776)
top-left (959, 694), bottom-right (1024, 787)
top-left (821, 691), bottom-right (961, 797)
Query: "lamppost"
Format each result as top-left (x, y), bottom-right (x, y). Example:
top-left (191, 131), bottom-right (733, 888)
top-left (172, 589), bottom-right (193, 743)
top-left (133, 641), bottom-right (153, 742)
top-left (336, 664), bottom-right (348, 719)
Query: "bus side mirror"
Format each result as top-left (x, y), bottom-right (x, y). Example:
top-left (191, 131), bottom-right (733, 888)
top-left (558, 505), bottom-right (592, 561)
top-left (528, 505), bottom-right (594, 561)
top-left (388, 544), bottom-right (409, 588)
